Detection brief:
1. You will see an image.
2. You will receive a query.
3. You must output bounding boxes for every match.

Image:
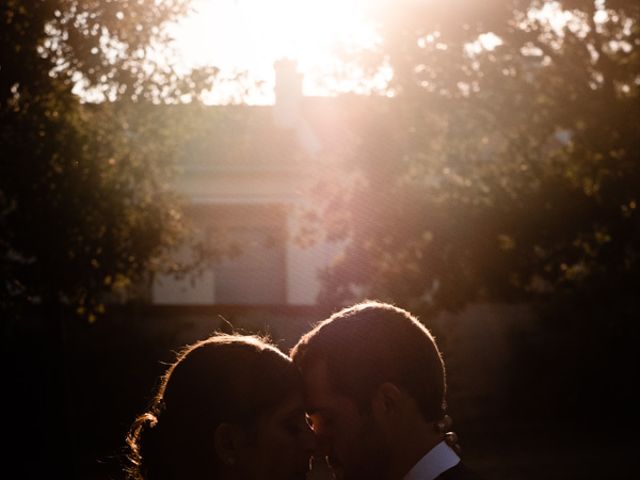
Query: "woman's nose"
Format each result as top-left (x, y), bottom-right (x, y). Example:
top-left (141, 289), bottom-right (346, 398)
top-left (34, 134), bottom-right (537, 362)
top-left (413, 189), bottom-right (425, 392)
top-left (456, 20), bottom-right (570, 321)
top-left (311, 429), bottom-right (334, 459)
top-left (302, 423), bottom-right (318, 455)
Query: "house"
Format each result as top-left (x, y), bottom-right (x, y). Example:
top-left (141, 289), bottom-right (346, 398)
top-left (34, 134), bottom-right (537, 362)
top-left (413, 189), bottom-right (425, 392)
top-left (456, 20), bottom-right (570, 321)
top-left (151, 60), bottom-right (376, 306)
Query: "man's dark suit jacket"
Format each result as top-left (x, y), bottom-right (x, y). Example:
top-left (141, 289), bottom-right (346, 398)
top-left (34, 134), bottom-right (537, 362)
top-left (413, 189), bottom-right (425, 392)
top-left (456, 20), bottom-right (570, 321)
top-left (436, 462), bottom-right (484, 480)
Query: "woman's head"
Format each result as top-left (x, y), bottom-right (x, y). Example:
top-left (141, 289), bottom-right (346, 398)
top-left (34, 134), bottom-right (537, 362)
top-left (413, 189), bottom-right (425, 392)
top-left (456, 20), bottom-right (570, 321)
top-left (126, 334), bottom-right (314, 480)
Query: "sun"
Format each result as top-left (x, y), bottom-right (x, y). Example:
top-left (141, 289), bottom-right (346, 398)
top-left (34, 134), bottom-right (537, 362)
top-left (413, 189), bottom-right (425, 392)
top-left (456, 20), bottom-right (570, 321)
top-left (167, 0), bottom-right (381, 103)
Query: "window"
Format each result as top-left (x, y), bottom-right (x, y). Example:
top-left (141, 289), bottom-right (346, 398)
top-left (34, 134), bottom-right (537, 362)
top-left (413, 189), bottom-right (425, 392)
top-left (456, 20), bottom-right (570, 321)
top-left (208, 204), bottom-right (286, 305)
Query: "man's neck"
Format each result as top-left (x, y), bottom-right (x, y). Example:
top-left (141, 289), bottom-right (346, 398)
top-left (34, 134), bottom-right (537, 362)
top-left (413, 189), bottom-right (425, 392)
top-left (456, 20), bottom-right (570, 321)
top-left (386, 423), bottom-right (443, 480)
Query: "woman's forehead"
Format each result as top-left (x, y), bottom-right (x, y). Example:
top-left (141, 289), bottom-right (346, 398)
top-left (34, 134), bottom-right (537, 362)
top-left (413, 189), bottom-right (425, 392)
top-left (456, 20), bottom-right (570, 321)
top-left (270, 393), bottom-right (307, 418)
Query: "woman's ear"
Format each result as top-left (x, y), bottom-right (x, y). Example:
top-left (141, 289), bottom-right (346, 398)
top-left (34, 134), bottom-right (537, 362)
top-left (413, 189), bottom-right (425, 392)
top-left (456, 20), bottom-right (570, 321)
top-left (213, 422), bottom-right (246, 467)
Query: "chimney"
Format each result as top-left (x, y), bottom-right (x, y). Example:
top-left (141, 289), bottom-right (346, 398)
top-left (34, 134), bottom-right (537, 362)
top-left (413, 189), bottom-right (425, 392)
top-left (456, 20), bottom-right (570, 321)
top-left (273, 59), bottom-right (303, 129)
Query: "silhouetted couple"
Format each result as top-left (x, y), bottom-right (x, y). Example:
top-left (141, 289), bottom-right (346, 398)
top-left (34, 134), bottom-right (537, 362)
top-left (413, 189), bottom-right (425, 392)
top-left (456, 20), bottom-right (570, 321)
top-left (126, 301), bottom-right (483, 480)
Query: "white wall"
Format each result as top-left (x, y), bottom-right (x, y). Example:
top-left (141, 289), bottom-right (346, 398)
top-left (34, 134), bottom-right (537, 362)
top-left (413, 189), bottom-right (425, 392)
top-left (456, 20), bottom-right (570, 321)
top-left (152, 270), bottom-right (216, 305)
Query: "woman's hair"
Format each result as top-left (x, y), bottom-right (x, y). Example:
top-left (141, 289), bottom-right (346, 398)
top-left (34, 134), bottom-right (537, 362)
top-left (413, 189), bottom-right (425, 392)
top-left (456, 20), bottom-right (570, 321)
top-left (125, 333), bottom-right (301, 480)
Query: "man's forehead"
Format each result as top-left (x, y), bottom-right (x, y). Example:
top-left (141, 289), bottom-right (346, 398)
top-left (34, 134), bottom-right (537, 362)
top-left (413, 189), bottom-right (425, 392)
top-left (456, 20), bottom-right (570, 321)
top-left (300, 359), bottom-right (339, 411)
top-left (301, 359), bottom-right (331, 391)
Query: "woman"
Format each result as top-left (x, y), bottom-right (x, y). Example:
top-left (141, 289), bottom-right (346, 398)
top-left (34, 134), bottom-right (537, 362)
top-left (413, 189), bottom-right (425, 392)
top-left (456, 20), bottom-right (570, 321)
top-left (126, 334), bottom-right (315, 480)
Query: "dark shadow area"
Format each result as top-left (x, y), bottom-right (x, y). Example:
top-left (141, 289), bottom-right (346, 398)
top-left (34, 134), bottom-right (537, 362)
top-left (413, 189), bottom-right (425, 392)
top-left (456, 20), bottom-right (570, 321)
top-left (4, 303), bottom-right (637, 479)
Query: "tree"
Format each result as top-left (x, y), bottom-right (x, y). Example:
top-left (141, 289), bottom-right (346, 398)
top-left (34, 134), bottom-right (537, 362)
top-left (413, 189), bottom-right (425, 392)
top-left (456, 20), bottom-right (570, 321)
top-left (1, 2), bottom-right (220, 475)
top-left (315, 0), bottom-right (639, 315)
top-left (311, 0), bottom-right (639, 418)
top-left (1, 0), bottom-right (217, 320)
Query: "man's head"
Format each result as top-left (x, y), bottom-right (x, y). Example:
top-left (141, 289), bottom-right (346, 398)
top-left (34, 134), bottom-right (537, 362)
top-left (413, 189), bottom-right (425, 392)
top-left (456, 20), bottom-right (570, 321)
top-left (290, 301), bottom-right (447, 480)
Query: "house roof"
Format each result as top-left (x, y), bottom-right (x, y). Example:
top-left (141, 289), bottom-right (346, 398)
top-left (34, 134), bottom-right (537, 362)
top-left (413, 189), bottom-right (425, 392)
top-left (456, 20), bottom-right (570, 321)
top-left (165, 94), bottom-right (396, 171)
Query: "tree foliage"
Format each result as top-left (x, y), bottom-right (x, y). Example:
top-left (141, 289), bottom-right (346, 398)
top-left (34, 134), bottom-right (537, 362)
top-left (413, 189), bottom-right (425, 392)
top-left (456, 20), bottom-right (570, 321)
top-left (1, 0), bottom-right (217, 318)
top-left (315, 0), bottom-right (640, 320)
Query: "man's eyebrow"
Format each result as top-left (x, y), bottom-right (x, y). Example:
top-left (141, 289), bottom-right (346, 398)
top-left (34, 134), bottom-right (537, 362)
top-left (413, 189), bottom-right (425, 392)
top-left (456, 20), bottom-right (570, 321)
top-left (305, 407), bottom-right (327, 415)
top-left (286, 406), bottom-right (307, 417)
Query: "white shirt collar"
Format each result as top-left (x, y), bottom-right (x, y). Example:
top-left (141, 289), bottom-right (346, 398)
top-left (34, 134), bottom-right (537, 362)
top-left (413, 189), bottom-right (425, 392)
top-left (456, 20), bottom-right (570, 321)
top-left (403, 441), bottom-right (461, 480)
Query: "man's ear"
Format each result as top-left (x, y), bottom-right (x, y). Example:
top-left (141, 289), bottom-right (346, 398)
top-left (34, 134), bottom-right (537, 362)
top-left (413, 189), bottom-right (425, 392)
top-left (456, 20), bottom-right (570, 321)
top-left (372, 382), bottom-right (404, 420)
top-left (213, 422), bottom-right (246, 467)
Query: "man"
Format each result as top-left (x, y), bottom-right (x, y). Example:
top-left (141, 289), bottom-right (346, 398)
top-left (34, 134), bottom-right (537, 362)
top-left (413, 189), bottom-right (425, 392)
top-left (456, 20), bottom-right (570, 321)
top-left (291, 301), bottom-right (482, 480)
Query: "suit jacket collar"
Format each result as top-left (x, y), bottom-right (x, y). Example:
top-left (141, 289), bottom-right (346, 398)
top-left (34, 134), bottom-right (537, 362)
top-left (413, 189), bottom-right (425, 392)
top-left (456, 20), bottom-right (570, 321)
top-left (403, 441), bottom-right (461, 480)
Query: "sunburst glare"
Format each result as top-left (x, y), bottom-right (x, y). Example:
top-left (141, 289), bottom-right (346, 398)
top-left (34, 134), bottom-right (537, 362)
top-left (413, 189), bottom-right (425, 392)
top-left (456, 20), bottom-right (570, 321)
top-left (167, 0), bottom-right (383, 103)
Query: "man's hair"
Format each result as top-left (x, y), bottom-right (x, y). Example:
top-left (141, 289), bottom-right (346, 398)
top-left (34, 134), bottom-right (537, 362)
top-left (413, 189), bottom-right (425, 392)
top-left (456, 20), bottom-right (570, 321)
top-left (290, 301), bottom-right (446, 422)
